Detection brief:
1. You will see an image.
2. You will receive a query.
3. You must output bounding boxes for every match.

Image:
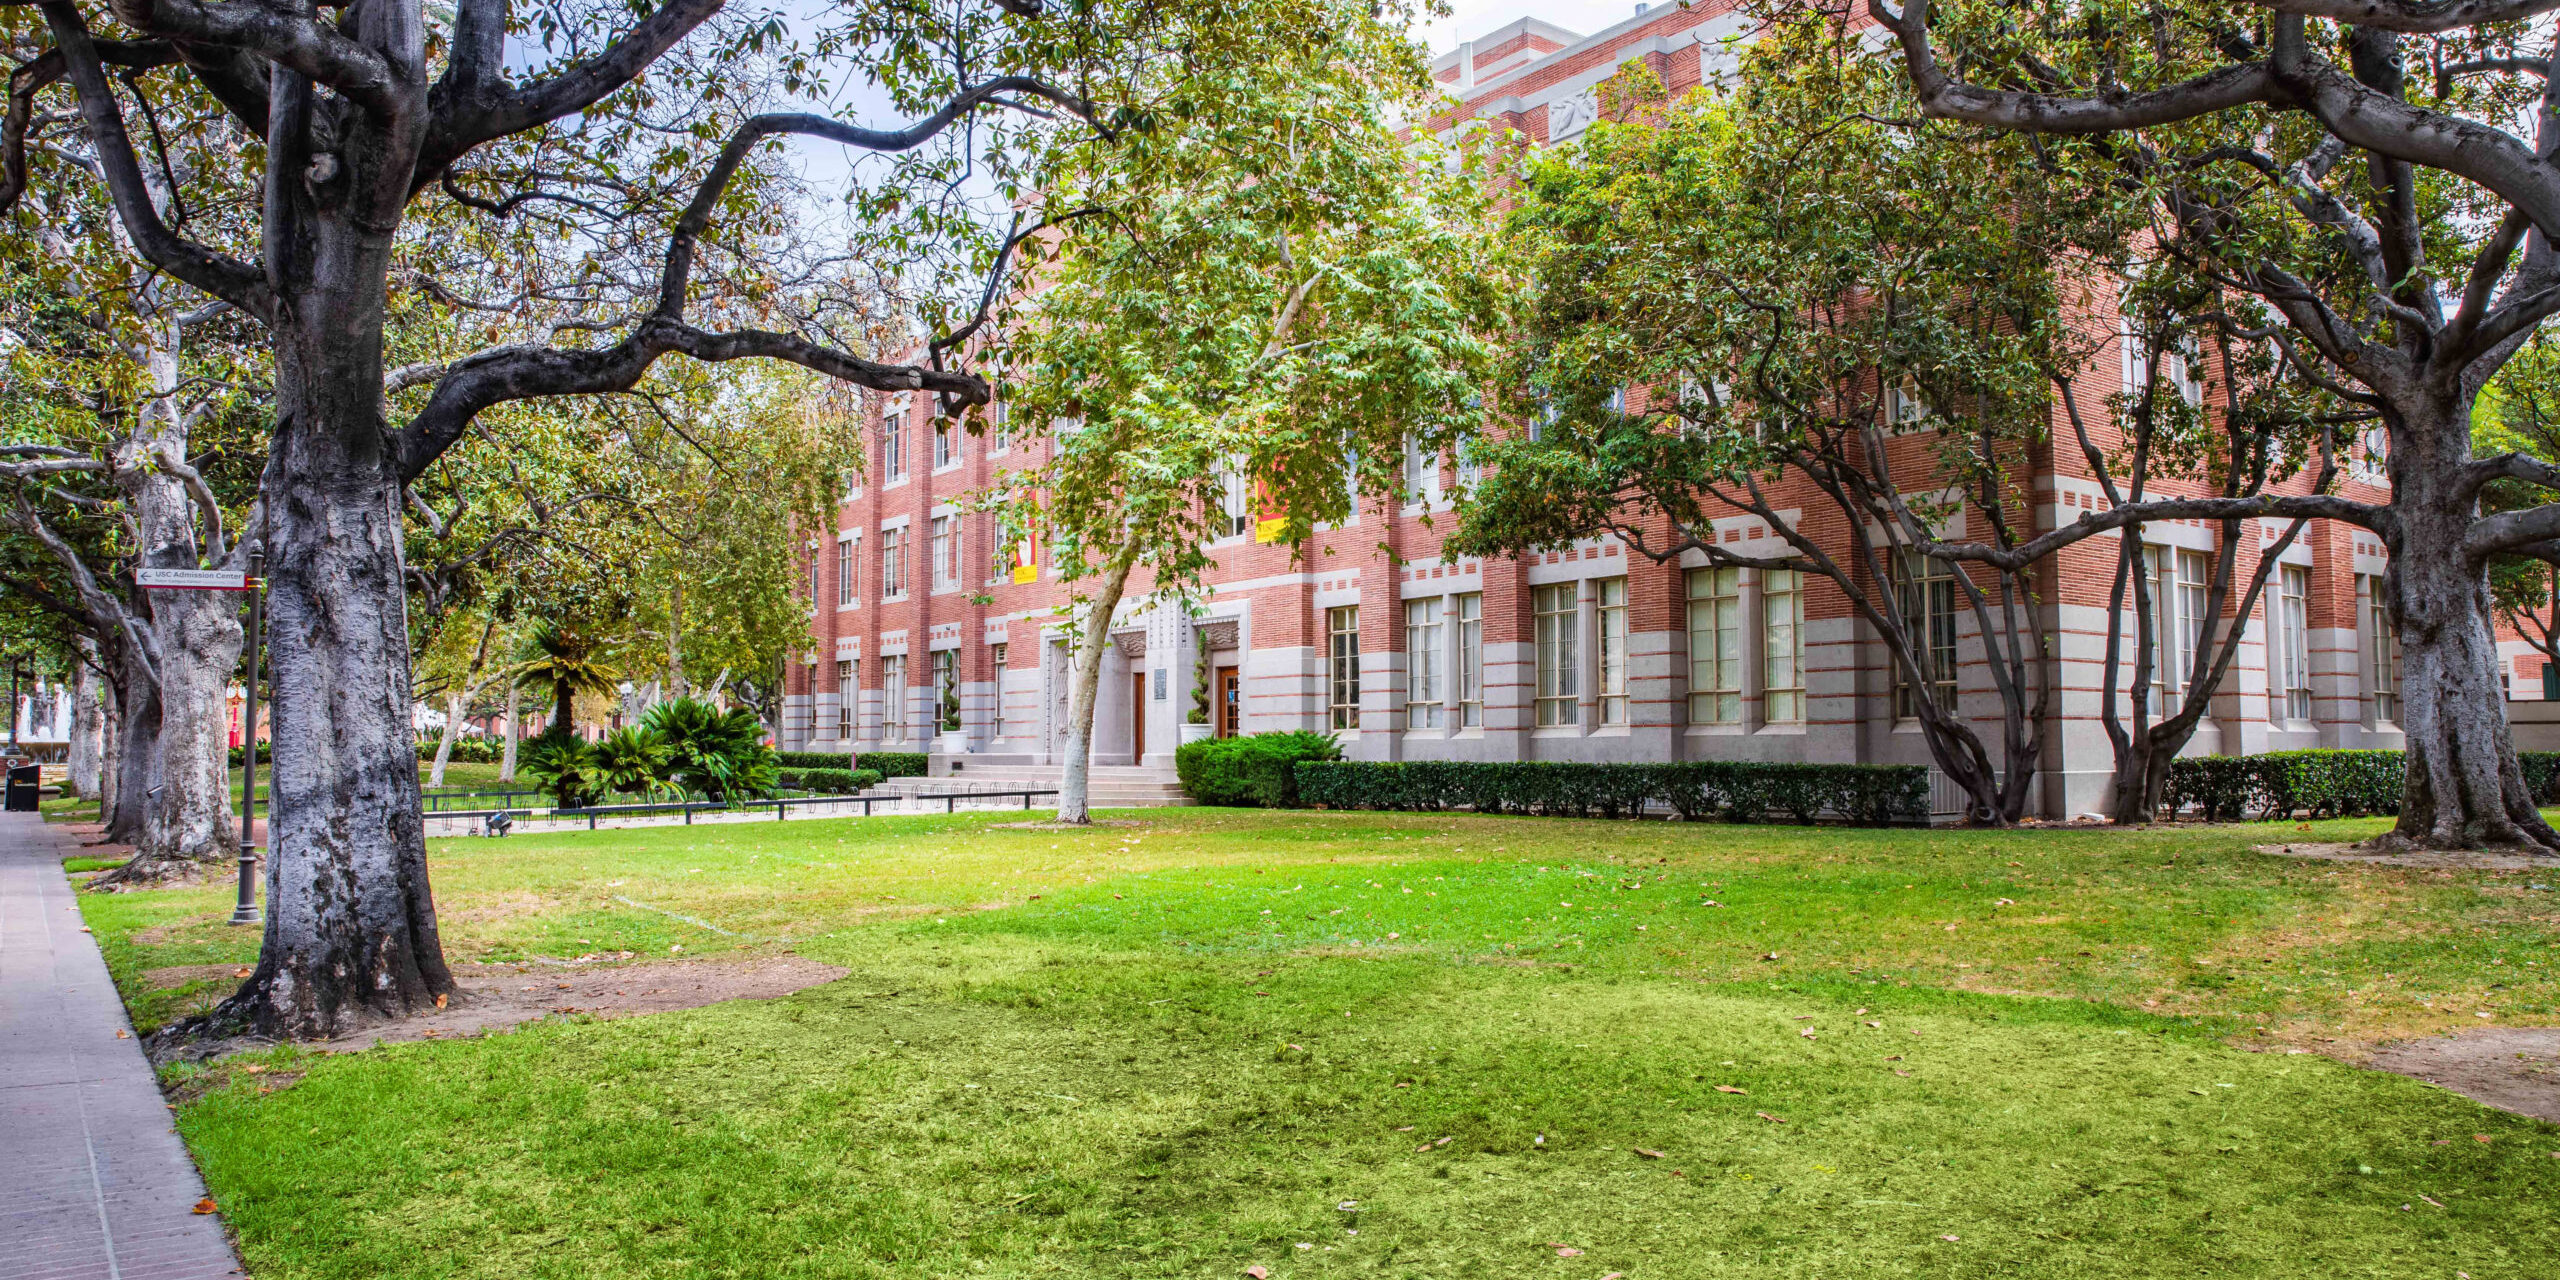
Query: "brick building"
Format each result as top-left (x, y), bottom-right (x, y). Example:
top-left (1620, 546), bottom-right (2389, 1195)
top-left (778, 5), bottom-right (2546, 816)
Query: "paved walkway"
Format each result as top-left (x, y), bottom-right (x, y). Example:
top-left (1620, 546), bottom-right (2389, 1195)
top-left (0, 814), bottom-right (244, 1280)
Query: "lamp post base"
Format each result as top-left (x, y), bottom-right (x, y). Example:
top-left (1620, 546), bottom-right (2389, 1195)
top-left (227, 844), bottom-right (260, 925)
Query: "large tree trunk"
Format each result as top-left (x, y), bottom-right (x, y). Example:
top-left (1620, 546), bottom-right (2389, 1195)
top-left (429, 690), bottom-right (462, 787)
top-left (2381, 400), bottom-right (2560, 853)
top-left (216, 177), bottom-right (456, 1034)
top-left (133, 589), bottom-right (242, 869)
top-left (1055, 552), bottom-right (1136, 825)
top-left (499, 686), bottom-right (518, 781)
top-left (102, 667), bottom-right (156, 847)
top-left (91, 321), bottom-right (245, 886)
top-left (66, 659), bottom-right (103, 800)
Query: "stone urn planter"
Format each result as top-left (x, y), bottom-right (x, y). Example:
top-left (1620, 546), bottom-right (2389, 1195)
top-left (1178, 721), bottom-right (1215, 746)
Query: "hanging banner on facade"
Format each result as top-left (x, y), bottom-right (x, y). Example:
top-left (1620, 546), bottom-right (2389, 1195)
top-left (135, 568), bottom-right (250, 590)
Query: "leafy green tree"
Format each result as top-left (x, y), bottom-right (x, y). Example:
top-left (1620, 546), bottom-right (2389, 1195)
top-left (1869, 0), bottom-right (2560, 849)
top-left (511, 622), bottom-right (622, 740)
top-left (639, 696), bottom-right (775, 802)
top-left (590, 726), bottom-right (673, 801)
top-left (998, 0), bottom-right (1496, 821)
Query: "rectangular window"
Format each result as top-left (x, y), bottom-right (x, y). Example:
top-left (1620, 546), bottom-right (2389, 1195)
top-left (1404, 597), bottom-right (1444, 730)
top-left (1327, 606), bottom-right (1361, 731)
top-left (1456, 592), bottom-right (1482, 727)
top-left (1403, 436), bottom-right (1437, 505)
top-left (989, 400), bottom-right (1010, 454)
top-left (880, 654), bottom-right (908, 743)
top-left (934, 418), bottom-right (956, 470)
top-left (883, 411), bottom-right (906, 480)
top-left (932, 648), bottom-right (959, 732)
top-left (1454, 436), bottom-right (1482, 492)
top-left (834, 660), bottom-right (854, 741)
top-left (836, 538), bottom-right (856, 607)
top-left (2273, 564), bottom-right (2312, 723)
top-left (809, 547), bottom-right (822, 605)
top-left (1764, 568), bottom-right (1804, 724)
top-left (1686, 567), bottom-right (1742, 724)
top-left (1885, 376), bottom-right (1929, 426)
top-left (2366, 576), bottom-right (2399, 722)
top-left (2176, 549), bottom-right (2212, 696)
top-left (2138, 545), bottom-right (2169, 704)
top-left (1534, 583), bottom-right (1579, 727)
top-left (1596, 576), bottom-right (1629, 725)
top-left (1219, 466), bottom-right (1252, 539)
top-left (930, 515), bottom-right (959, 591)
top-left (1894, 551), bottom-right (1958, 719)
top-left (880, 526), bottom-right (907, 598)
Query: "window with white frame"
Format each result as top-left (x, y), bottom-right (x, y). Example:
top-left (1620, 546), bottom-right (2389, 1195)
top-left (2272, 564), bottom-right (2312, 723)
top-left (1885, 376), bottom-right (1930, 426)
top-left (1403, 435), bottom-right (1438, 505)
top-left (933, 417), bottom-right (957, 470)
top-left (2139, 545), bottom-right (2172, 703)
top-left (1893, 550), bottom-right (1958, 719)
top-left (2176, 548), bottom-right (2211, 694)
top-left (808, 547), bottom-right (822, 605)
top-left (1218, 465), bottom-right (1252, 539)
top-left (883, 408), bottom-right (906, 480)
top-left (930, 515), bottom-right (959, 591)
top-left (2121, 323), bottom-right (2205, 407)
top-left (2355, 424), bottom-right (2389, 482)
top-left (932, 649), bottom-right (959, 732)
top-left (1764, 568), bottom-right (1804, 723)
top-left (992, 640), bottom-right (1008, 700)
top-left (1404, 597), bottom-right (1444, 730)
top-left (1686, 567), bottom-right (1742, 724)
top-left (1327, 606), bottom-right (1361, 731)
top-left (1453, 435), bottom-right (1482, 492)
top-left (1597, 577), bottom-right (1629, 725)
top-left (1534, 583), bottom-right (1579, 726)
top-left (2365, 575), bottom-right (2399, 722)
top-left (880, 654), bottom-right (908, 742)
top-left (989, 400), bottom-right (1010, 454)
top-left (1455, 592), bottom-right (1482, 726)
top-left (881, 525), bottom-right (907, 599)
top-left (836, 537), bottom-right (856, 608)
top-left (834, 661), bottom-right (854, 739)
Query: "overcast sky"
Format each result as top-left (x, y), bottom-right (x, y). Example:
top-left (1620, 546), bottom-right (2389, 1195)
top-left (1417, 0), bottom-right (1657, 55)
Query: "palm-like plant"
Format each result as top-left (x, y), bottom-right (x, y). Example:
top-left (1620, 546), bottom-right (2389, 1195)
top-left (510, 622), bottom-right (622, 738)
top-left (518, 734), bottom-right (603, 809)
top-left (639, 697), bottom-right (777, 803)
top-left (592, 727), bottom-right (672, 801)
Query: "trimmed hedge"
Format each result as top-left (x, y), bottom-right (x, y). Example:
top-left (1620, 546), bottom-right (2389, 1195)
top-left (1291, 760), bottom-right (1927, 826)
top-left (1175, 732), bottom-right (1343, 807)
top-left (776, 767), bottom-right (883, 794)
top-left (2164, 748), bottom-right (2560, 821)
top-left (776, 750), bottom-right (929, 778)
top-left (776, 750), bottom-right (856, 770)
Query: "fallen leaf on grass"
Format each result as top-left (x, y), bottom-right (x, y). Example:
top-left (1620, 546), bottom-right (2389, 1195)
top-left (1634, 1148), bottom-right (1665, 1159)
top-left (1865, 1021), bottom-right (1882, 1029)
top-left (1394, 1125), bottom-right (1415, 1132)
top-left (1555, 1247), bottom-right (1583, 1258)
top-left (1939, 1234), bottom-right (1959, 1243)
top-left (1243, 1268), bottom-right (1268, 1279)
top-left (1756, 1112), bottom-right (1787, 1124)
top-left (192, 1199), bottom-right (217, 1215)
top-left (1760, 952), bottom-right (1780, 961)
top-left (1799, 1028), bottom-right (1818, 1039)
top-left (233, 967), bottom-right (252, 978)
top-left (2419, 1194), bottom-right (2445, 1208)
top-left (1714, 1085), bottom-right (1747, 1095)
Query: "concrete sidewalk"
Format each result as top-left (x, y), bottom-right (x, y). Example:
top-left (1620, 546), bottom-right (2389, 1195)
top-left (0, 813), bottom-right (244, 1279)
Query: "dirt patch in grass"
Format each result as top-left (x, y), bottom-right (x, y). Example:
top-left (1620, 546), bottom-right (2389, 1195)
top-left (2364, 1026), bottom-right (2560, 1123)
top-left (2254, 842), bottom-right (2554, 870)
top-left (146, 963), bottom-right (254, 990)
top-left (153, 954), bottom-right (848, 1063)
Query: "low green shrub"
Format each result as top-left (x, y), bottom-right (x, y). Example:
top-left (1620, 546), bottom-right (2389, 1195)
top-left (1175, 732), bottom-right (1343, 807)
top-left (776, 767), bottom-right (882, 794)
top-left (1291, 760), bottom-right (1926, 826)
top-left (2165, 748), bottom-right (2560, 821)
top-left (854, 751), bottom-right (929, 779)
top-left (776, 750), bottom-right (856, 770)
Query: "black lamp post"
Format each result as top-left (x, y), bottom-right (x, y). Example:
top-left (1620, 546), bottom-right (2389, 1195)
top-left (230, 553), bottom-right (264, 927)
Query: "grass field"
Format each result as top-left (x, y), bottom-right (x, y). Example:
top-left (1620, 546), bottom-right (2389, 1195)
top-left (78, 809), bottom-right (2560, 1278)
top-left (40, 761), bottom-right (524, 825)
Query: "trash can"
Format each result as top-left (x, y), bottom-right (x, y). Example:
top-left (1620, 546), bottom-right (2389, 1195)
top-left (4, 762), bottom-right (39, 811)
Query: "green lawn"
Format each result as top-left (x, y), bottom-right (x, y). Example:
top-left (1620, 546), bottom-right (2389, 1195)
top-left (81, 809), bottom-right (2560, 1278)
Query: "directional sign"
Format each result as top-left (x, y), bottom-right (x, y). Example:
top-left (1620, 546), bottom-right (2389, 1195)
top-left (135, 567), bottom-right (249, 590)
